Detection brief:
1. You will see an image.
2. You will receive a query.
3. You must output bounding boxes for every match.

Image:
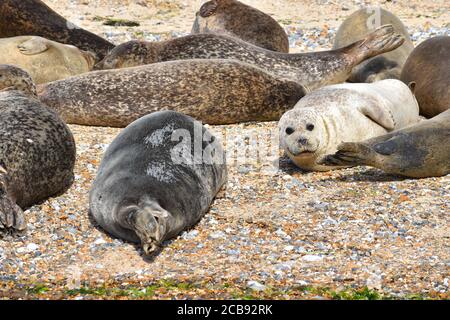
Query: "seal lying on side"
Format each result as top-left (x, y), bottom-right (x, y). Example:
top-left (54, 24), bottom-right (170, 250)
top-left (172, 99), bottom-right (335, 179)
top-left (96, 25), bottom-right (404, 90)
top-left (0, 65), bottom-right (76, 235)
top-left (401, 36), bottom-right (450, 118)
top-left (191, 0), bottom-right (289, 53)
top-left (278, 79), bottom-right (420, 171)
top-left (320, 109), bottom-right (450, 178)
top-left (38, 59), bottom-right (307, 127)
top-left (90, 111), bottom-right (227, 255)
top-left (333, 7), bottom-right (414, 82)
top-left (0, 36), bottom-right (95, 84)
top-left (0, 0), bottom-right (114, 61)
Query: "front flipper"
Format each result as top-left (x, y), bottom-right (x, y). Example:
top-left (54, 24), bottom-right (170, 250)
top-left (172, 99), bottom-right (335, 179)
top-left (319, 142), bottom-right (374, 167)
top-left (359, 103), bottom-right (396, 131)
top-left (18, 37), bottom-right (49, 55)
top-left (199, 0), bottom-right (219, 18)
top-left (0, 195), bottom-right (26, 236)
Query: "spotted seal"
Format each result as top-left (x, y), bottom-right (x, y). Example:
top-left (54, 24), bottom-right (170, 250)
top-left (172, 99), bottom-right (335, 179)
top-left (96, 25), bottom-right (404, 90)
top-left (0, 36), bottom-right (95, 84)
top-left (0, 0), bottom-right (114, 61)
top-left (278, 79), bottom-right (420, 171)
top-left (0, 65), bottom-right (76, 235)
top-left (89, 110), bottom-right (227, 255)
top-left (191, 0), bottom-right (289, 52)
top-left (38, 59), bottom-right (308, 127)
top-left (333, 7), bottom-right (414, 83)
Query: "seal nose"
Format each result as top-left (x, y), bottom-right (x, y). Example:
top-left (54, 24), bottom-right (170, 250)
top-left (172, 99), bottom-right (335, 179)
top-left (298, 137), bottom-right (308, 145)
top-left (285, 127), bottom-right (294, 135)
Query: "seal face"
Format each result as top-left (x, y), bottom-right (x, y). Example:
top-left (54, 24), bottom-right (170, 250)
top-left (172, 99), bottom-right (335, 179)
top-left (0, 65), bottom-right (76, 235)
top-left (0, 0), bottom-right (114, 61)
top-left (320, 109), bottom-right (450, 178)
top-left (89, 110), bottom-right (227, 255)
top-left (333, 7), bottom-right (414, 83)
top-left (0, 36), bottom-right (95, 84)
top-left (279, 79), bottom-right (420, 171)
top-left (401, 36), bottom-right (450, 118)
top-left (38, 59), bottom-right (307, 127)
top-left (192, 0), bottom-right (289, 53)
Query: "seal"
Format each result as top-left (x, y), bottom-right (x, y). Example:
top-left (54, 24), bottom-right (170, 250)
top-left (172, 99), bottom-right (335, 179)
top-left (278, 79), bottom-right (420, 171)
top-left (0, 36), bottom-right (95, 84)
top-left (0, 64), bottom-right (76, 235)
top-left (89, 110), bottom-right (227, 255)
top-left (38, 59), bottom-right (308, 127)
top-left (96, 25), bottom-right (404, 90)
top-left (333, 7), bottom-right (414, 83)
top-left (191, 0), bottom-right (289, 52)
top-left (400, 36), bottom-right (450, 118)
top-left (319, 109), bottom-right (450, 178)
top-left (0, 0), bottom-right (114, 61)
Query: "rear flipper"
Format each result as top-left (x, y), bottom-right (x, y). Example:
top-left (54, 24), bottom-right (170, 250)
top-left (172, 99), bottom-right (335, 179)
top-left (318, 142), bottom-right (375, 167)
top-left (0, 195), bottom-right (26, 236)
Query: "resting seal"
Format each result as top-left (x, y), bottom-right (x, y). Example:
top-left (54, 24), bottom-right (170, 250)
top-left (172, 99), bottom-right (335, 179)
top-left (38, 59), bottom-right (307, 127)
top-left (279, 79), bottom-right (420, 171)
top-left (333, 7), bottom-right (414, 82)
top-left (320, 109), bottom-right (450, 178)
top-left (0, 65), bottom-right (76, 235)
top-left (401, 36), bottom-right (450, 118)
top-left (0, 36), bottom-right (95, 84)
top-left (191, 0), bottom-right (289, 52)
top-left (89, 110), bottom-right (227, 255)
top-left (0, 0), bottom-right (114, 61)
top-left (96, 25), bottom-right (404, 90)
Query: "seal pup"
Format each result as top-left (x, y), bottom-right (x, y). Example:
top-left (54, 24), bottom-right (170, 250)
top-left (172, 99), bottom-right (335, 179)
top-left (89, 111), bottom-right (227, 255)
top-left (38, 59), bottom-right (308, 127)
top-left (191, 0), bottom-right (289, 52)
top-left (320, 109), bottom-right (450, 178)
top-left (401, 36), bottom-right (450, 118)
top-left (0, 65), bottom-right (76, 235)
top-left (0, 36), bottom-right (95, 84)
top-left (96, 25), bottom-right (404, 90)
top-left (0, 0), bottom-right (114, 61)
top-left (278, 79), bottom-right (420, 171)
top-left (333, 7), bottom-right (414, 83)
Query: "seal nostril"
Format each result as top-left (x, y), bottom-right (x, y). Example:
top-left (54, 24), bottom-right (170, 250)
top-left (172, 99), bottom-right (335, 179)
top-left (285, 127), bottom-right (294, 135)
top-left (298, 138), bottom-right (308, 145)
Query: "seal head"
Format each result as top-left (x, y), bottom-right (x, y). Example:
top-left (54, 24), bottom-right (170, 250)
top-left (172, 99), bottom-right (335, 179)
top-left (0, 64), bottom-right (36, 96)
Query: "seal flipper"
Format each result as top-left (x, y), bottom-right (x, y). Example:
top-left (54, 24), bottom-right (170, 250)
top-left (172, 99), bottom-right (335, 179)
top-left (0, 167), bottom-right (26, 235)
top-left (359, 104), bottom-right (396, 131)
top-left (319, 142), bottom-right (375, 167)
top-left (199, 0), bottom-right (219, 18)
top-left (18, 37), bottom-right (49, 55)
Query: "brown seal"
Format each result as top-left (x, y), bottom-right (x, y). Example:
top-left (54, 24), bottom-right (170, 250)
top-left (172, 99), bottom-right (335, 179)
top-left (333, 7), bottom-right (414, 83)
top-left (192, 0), bottom-right (289, 52)
top-left (0, 0), bottom-right (114, 61)
top-left (96, 25), bottom-right (404, 91)
top-left (400, 36), bottom-right (450, 118)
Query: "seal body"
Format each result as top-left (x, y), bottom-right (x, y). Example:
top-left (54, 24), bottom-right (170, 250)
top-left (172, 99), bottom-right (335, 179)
top-left (279, 79), bottom-right (420, 171)
top-left (38, 59), bottom-right (307, 127)
top-left (401, 36), bottom-right (450, 118)
top-left (320, 109), bottom-right (450, 178)
top-left (0, 65), bottom-right (76, 235)
top-left (333, 7), bottom-right (414, 83)
top-left (191, 0), bottom-right (289, 53)
top-left (96, 25), bottom-right (405, 90)
top-left (0, 0), bottom-right (114, 61)
top-left (0, 36), bottom-right (95, 84)
top-left (89, 111), bottom-right (227, 254)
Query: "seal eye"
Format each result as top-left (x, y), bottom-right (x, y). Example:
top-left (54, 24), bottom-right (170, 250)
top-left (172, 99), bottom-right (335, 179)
top-left (285, 127), bottom-right (294, 135)
top-left (306, 124), bottom-right (315, 131)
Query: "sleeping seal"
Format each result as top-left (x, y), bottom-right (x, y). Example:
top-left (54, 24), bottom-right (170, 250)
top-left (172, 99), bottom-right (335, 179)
top-left (89, 110), bottom-right (227, 255)
top-left (191, 0), bottom-right (289, 52)
top-left (278, 79), bottom-right (420, 171)
top-left (0, 65), bottom-right (76, 235)
top-left (320, 109), bottom-right (450, 178)
top-left (0, 36), bottom-right (95, 84)
top-left (96, 25), bottom-right (404, 90)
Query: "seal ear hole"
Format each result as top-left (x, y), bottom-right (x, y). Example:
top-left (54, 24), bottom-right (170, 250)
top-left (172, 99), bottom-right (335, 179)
top-left (285, 127), bottom-right (294, 135)
top-left (306, 124), bottom-right (315, 131)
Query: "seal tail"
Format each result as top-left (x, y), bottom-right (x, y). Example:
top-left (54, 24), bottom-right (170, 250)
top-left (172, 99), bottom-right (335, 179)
top-left (0, 195), bottom-right (26, 235)
top-left (318, 142), bottom-right (375, 167)
top-left (342, 25), bottom-right (405, 65)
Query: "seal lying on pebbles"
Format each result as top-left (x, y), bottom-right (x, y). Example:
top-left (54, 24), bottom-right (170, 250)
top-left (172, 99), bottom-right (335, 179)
top-left (0, 65), bottom-right (76, 235)
top-left (89, 111), bottom-right (227, 255)
top-left (0, 0), bottom-right (114, 61)
top-left (278, 79), bottom-right (420, 171)
top-left (38, 59), bottom-right (308, 127)
top-left (401, 36), bottom-right (450, 118)
top-left (191, 0), bottom-right (289, 53)
top-left (333, 7), bottom-right (414, 83)
top-left (0, 36), bottom-right (95, 84)
top-left (320, 109), bottom-right (450, 178)
top-left (96, 25), bottom-right (404, 90)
